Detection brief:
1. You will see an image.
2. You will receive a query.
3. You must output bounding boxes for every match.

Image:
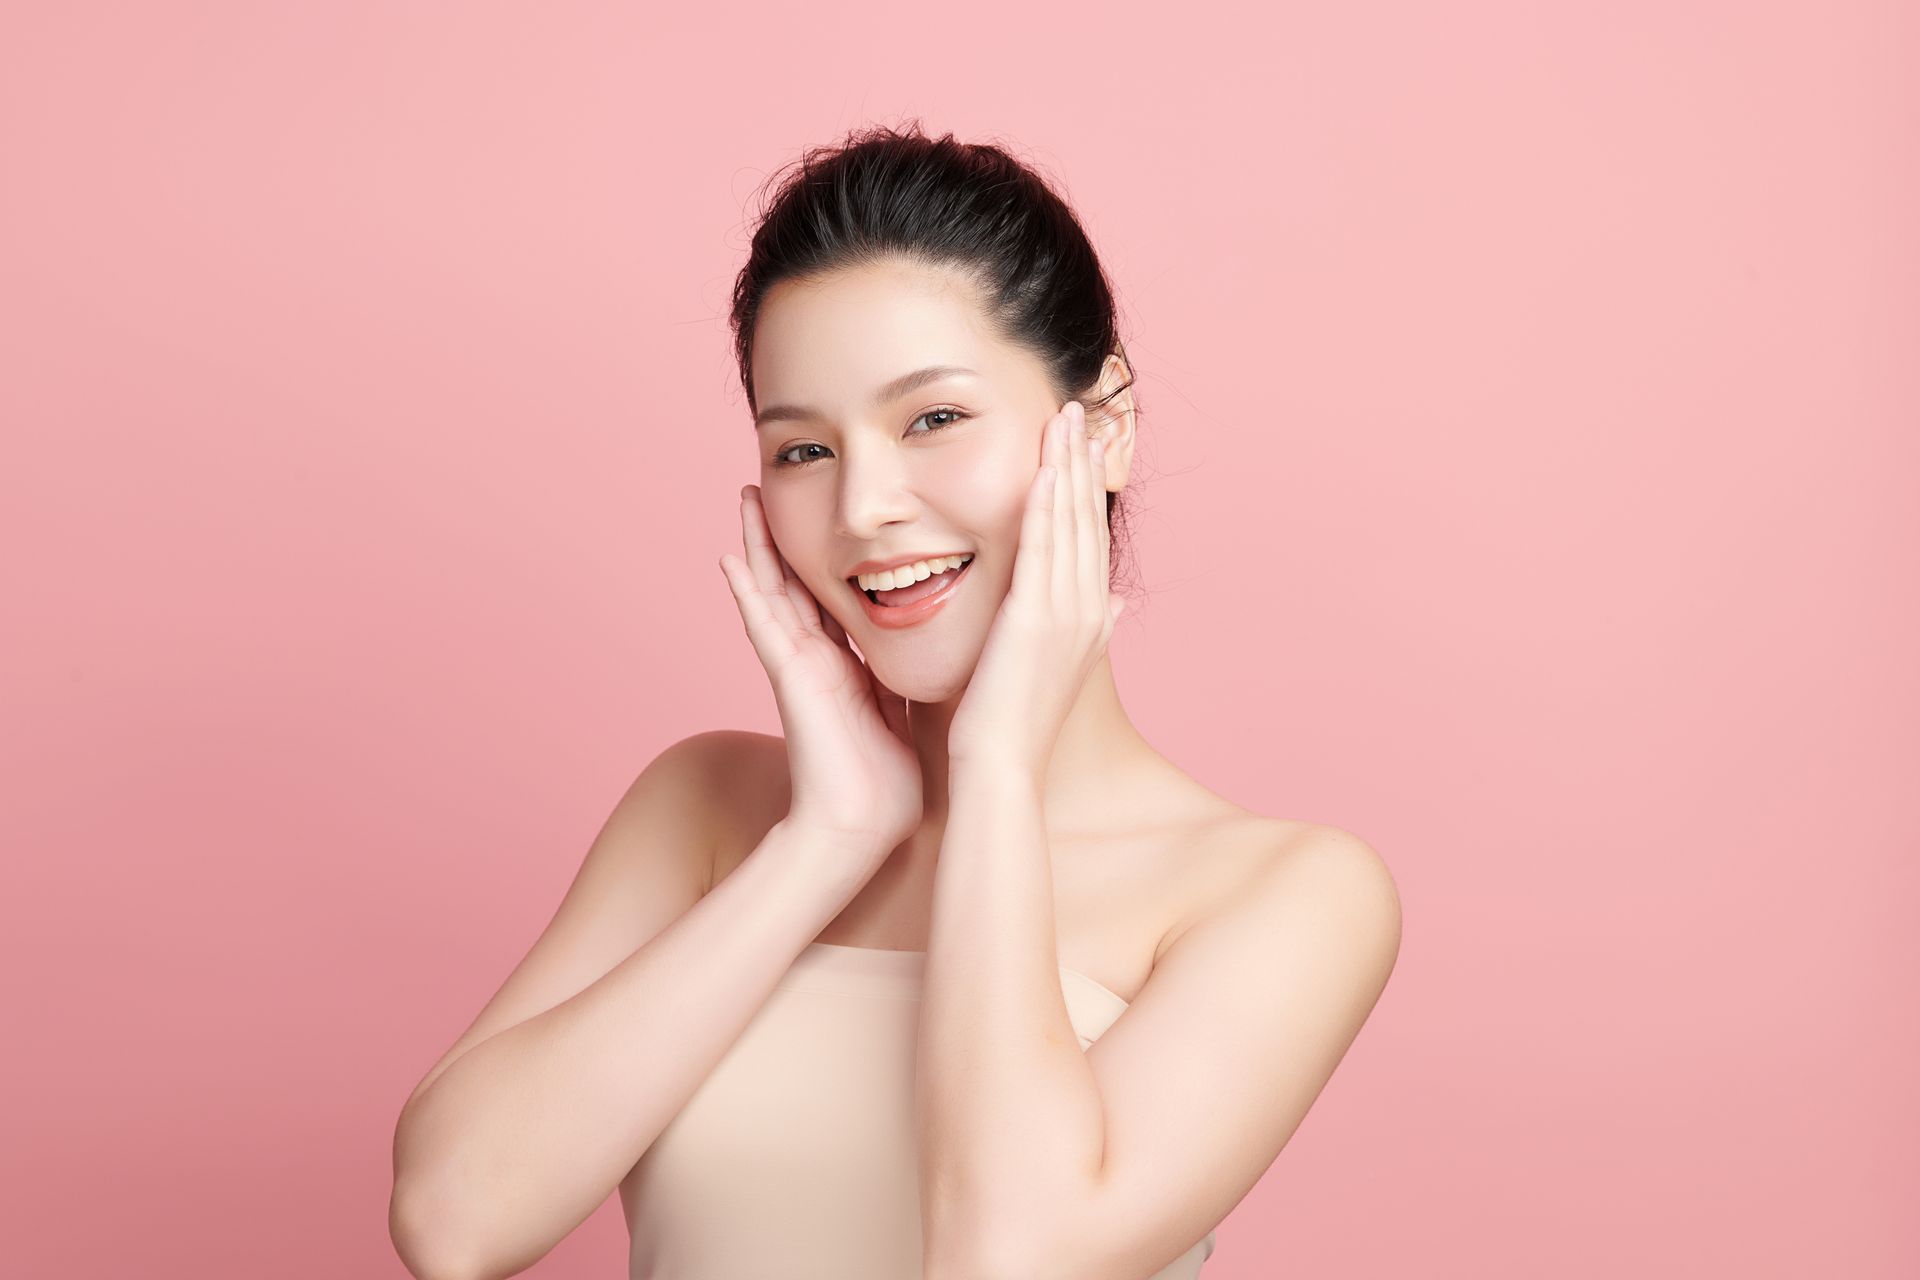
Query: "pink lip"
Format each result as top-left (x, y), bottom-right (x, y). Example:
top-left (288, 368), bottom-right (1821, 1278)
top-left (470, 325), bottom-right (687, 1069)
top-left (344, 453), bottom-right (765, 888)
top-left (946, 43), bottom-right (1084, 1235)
top-left (854, 558), bottom-right (975, 629)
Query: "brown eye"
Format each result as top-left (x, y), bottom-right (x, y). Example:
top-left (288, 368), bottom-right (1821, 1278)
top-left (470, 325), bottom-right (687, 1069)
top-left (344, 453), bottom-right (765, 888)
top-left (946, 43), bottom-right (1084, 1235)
top-left (907, 407), bottom-right (969, 434)
top-left (771, 442), bottom-right (831, 468)
top-left (770, 408), bottom-right (970, 469)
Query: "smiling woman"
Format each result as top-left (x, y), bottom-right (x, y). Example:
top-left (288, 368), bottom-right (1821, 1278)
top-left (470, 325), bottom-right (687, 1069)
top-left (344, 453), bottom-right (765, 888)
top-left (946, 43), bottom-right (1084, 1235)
top-left (389, 119), bottom-right (1399, 1280)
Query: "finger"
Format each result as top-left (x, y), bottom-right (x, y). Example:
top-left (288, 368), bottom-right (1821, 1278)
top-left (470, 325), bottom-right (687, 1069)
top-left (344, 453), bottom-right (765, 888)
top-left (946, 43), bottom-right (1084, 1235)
top-left (719, 551), bottom-right (800, 673)
top-left (739, 486), bottom-right (804, 635)
top-left (1066, 400), bottom-right (1097, 614)
top-left (1053, 404), bottom-right (1076, 605)
top-left (1012, 425), bottom-right (1058, 607)
top-left (779, 552), bottom-right (827, 635)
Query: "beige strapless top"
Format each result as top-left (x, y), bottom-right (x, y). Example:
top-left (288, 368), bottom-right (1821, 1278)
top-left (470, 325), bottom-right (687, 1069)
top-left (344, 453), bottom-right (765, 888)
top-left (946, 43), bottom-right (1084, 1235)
top-left (622, 941), bottom-right (1219, 1278)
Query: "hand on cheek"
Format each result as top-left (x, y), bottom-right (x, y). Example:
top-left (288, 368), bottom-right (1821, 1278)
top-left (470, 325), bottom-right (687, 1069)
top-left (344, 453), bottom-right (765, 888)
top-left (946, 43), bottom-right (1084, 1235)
top-left (947, 401), bottom-right (1124, 776)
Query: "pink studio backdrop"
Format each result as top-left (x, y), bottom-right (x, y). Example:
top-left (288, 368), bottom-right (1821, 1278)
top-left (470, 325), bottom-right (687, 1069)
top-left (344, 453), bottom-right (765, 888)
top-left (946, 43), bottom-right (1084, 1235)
top-left (2, 3), bottom-right (1913, 1277)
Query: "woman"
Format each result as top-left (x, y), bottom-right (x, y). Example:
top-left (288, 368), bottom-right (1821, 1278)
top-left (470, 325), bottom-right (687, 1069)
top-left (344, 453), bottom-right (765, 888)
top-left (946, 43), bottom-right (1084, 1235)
top-left (390, 122), bottom-right (1402, 1280)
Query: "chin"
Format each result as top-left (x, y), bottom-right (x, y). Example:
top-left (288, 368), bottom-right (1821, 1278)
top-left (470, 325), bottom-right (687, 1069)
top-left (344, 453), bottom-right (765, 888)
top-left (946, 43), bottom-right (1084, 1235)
top-left (869, 668), bottom-right (968, 705)
top-left (863, 651), bottom-right (976, 705)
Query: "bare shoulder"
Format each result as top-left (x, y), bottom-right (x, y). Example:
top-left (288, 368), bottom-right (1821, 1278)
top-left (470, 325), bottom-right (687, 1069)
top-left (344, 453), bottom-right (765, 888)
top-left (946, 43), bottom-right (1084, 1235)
top-left (1261, 822), bottom-right (1400, 918)
top-left (395, 728), bottom-right (777, 1112)
top-left (602, 729), bottom-right (787, 891)
top-left (1154, 806), bottom-right (1400, 966)
top-left (682, 729), bottom-right (793, 888)
top-left (1232, 820), bottom-right (1401, 968)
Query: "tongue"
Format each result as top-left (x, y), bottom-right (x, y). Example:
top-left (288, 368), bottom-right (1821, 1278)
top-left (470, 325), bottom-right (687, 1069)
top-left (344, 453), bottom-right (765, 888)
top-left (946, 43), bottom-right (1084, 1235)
top-left (874, 563), bottom-right (963, 607)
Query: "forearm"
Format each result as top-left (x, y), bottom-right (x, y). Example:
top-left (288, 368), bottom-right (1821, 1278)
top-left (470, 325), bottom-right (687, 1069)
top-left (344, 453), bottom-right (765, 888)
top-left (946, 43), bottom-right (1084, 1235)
top-left (917, 767), bottom-right (1104, 1263)
top-left (392, 818), bottom-right (871, 1280)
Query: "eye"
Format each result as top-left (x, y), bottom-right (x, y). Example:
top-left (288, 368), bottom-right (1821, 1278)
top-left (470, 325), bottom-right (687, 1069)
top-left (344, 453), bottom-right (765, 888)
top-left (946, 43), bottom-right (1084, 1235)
top-left (771, 442), bottom-right (831, 468)
top-left (769, 407), bottom-right (973, 469)
top-left (907, 407), bottom-right (969, 435)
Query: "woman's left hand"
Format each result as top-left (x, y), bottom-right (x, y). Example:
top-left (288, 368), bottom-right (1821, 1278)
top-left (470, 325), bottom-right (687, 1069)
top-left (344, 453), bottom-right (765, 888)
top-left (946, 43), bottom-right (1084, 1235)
top-left (947, 400), bottom-right (1125, 778)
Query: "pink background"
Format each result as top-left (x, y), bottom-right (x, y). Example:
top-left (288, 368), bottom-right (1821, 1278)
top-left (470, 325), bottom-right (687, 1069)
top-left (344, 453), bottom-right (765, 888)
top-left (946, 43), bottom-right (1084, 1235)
top-left (3, 3), bottom-right (1914, 1276)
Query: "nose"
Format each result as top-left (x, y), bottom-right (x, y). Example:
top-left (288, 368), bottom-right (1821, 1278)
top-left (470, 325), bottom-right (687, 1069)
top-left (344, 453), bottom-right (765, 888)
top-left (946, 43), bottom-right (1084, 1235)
top-left (834, 446), bottom-right (922, 541)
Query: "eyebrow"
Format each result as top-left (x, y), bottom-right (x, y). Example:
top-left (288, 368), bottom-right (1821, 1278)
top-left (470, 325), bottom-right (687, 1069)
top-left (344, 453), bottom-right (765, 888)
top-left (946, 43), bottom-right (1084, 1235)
top-left (752, 365), bottom-right (980, 429)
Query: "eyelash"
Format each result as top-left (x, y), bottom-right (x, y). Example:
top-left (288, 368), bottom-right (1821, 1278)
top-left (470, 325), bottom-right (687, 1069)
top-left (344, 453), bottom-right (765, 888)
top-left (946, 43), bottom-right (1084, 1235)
top-left (769, 407), bottom-right (972, 469)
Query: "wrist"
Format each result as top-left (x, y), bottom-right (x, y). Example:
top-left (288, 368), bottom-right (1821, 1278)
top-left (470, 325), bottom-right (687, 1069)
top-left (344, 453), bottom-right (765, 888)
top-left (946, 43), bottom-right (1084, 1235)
top-left (761, 819), bottom-right (897, 903)
top-left (948, 755), bottom-right (1045, 796)
top-left (771, 815), bottom-right (897, 861)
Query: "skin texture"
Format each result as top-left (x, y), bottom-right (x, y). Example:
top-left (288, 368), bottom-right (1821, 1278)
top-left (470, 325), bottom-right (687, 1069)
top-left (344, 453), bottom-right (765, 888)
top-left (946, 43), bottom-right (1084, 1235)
top-left (727, 257), bottom-right (1405, 1277)
top-left (744, 256), bottom-right (1148, 836)
top-left (384, 255), bottom-right (1401, 1280)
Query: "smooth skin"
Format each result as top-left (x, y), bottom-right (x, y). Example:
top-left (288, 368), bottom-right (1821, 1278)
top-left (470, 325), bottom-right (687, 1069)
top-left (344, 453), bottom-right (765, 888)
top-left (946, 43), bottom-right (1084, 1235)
top-left (716, 257), bottom-right (1405, 1276)
top-left (387, 257), bottom-right (1402, 1280)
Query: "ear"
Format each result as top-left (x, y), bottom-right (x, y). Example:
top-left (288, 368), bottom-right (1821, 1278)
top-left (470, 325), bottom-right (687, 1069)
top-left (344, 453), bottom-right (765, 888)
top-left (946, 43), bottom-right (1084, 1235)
top-left (1083, 352), bottom-right (1138, 493)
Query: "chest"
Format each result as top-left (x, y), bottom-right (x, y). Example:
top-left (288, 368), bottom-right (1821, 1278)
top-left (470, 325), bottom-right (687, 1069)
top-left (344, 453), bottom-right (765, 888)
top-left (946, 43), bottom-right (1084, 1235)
top-left (715, 814), bottom-right (1225, 1005)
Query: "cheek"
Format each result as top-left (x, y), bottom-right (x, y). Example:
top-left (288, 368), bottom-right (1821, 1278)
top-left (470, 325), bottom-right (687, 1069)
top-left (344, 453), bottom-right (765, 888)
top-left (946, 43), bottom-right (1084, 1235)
top-left (757, 491), bottom-right (826, 572)
top-left (945, 441), bottom-right (1041, 529)
top-left (757, 493), bottom-right (861, 620)
top-left (939, 453), bottom-right (1040, 596)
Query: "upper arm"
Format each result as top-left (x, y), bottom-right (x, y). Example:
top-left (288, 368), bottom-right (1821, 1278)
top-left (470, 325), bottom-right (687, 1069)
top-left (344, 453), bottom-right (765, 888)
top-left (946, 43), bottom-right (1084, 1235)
top-left (1053, 824), bottom-right (1403, 1278)
top-left (400, 730), bottom-right (739, 1112)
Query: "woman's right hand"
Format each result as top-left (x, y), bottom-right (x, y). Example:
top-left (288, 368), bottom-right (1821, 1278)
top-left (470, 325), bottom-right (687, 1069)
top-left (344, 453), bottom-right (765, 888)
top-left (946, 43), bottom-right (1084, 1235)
top-left (718, 483), bottom-right (924, 867)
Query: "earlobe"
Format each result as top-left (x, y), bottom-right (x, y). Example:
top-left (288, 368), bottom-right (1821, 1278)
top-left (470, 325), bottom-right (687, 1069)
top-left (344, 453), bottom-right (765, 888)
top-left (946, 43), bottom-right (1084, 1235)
top-left (1100, 434), bottom-right (1135, 491)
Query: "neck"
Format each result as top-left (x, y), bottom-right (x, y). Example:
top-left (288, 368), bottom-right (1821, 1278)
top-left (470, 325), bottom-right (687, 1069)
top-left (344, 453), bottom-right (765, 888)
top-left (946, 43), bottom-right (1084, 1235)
top-left (903, 650), bottom-right (1149, 831)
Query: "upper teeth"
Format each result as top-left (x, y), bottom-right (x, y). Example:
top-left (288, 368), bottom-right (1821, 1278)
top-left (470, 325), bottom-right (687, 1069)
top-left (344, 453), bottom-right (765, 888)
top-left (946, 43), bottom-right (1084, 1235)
top-left (855, 554), bottom-right (973, 592)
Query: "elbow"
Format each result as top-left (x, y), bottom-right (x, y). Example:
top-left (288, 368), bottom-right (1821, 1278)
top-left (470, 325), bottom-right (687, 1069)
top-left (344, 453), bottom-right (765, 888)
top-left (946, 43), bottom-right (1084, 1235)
top-left (390, 1186), bottom-right (496, 1280)
top-left (392, 1230), bottom-right (481, 1280)
top-left (395, 1250), bottom-right (486, 1280)
top-left (391, 1105), bottom-right (499, 1280)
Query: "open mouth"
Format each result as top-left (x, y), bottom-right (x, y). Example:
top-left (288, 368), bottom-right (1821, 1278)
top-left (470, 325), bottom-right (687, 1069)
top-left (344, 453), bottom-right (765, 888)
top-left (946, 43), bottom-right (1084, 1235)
top-left (849, 554), bottom-right (975, 612)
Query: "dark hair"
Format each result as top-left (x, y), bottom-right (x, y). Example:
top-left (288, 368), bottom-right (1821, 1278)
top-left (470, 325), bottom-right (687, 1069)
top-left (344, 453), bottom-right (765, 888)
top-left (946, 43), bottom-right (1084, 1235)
top-left (728, 120), bottom-right (1141, 596)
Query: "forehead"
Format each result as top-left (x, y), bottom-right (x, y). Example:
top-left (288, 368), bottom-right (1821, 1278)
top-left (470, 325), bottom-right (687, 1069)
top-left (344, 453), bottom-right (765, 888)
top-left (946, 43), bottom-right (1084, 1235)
top-left (750, 259), bottom-right (1038, 411)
